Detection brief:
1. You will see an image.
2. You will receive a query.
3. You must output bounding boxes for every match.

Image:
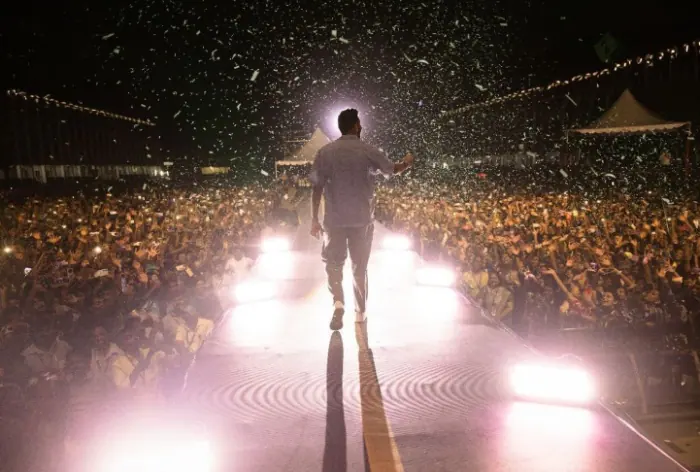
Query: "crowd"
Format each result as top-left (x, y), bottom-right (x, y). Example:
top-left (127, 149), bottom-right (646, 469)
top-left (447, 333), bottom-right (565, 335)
top-left (0, 181), bottom-right (281, 470)
top-left (1, 144), bottom-right (697, 467)
top-left (376, 159), bottom-right (700, 350)
top-left (376, 157), bottom-right (700, 405)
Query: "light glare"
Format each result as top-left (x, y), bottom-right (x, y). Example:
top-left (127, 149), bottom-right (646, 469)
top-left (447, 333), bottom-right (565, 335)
top-left (382, 235), bottom-right (412, 251)
top-left (415, 266), bottom-right (455, 287)
top-left (510, 363), bottom-right (596, 404)
top-left (261, 237), bottom-right (291, 253)
top-left (257, 252), bottom-right (294, 279)
top-left (100, 439), bottom-right (213, 472)
top-left (234, 280), bottom-right (277, 303)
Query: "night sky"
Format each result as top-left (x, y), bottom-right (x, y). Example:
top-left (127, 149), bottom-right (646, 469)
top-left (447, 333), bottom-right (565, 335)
top-left (1, 0), bottom-right (698, 171)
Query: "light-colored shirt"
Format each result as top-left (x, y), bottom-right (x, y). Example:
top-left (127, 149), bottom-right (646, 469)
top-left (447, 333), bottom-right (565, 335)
top-left (310, 135), bottom-right (394, 228)
top-left (175, 317), bottom-right (215, 353)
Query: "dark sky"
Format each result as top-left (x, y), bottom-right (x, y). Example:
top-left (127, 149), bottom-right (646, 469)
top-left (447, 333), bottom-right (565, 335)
top-left (1, 0), bottom-right (698, 170)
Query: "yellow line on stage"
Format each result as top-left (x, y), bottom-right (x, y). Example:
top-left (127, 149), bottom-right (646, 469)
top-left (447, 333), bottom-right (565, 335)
top-left (356, 323), bottom-right (405, 472)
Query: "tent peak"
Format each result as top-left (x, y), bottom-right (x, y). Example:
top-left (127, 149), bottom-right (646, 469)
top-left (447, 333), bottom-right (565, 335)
top-left (570, 89), bottom-right (689, 134)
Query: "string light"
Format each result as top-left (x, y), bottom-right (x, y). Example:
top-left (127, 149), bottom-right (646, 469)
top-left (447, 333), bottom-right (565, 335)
top-left (441, 38), bottom-right (700, 117)
top-left (5, 89), bottom-right (156, 127)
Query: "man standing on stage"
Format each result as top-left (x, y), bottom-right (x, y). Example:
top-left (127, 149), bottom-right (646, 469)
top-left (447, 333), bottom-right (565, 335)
top-left (310, 109), bottom-right (414, 330)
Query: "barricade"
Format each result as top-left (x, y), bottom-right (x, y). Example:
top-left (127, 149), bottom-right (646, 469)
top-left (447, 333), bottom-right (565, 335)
top-left (527, 326), bottom-right (700, 417)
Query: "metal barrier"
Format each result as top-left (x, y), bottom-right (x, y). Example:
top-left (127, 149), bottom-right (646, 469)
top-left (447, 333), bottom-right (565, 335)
top-left (523, 326), bottom-right (700, 417)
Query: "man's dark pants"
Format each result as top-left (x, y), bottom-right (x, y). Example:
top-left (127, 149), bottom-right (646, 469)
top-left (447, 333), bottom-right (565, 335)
top-left (321, 224), bottom-right (374, 314)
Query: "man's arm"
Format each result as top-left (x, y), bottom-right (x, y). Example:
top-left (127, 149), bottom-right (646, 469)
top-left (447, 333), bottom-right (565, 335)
top-left (368, 148), bottom-right (414, 177)
top-left (393, 159), bottom-right (412, 175)
top-left (311, 185), bottom-right (323, 223)
top-left (309, 152), bottom-right (326, 224)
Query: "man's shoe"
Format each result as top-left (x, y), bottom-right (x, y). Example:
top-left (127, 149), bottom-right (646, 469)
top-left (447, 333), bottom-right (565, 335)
top-left (330, 301), bottom-right (344, 330)
top-left (355, 311), bottom-right (367, 323)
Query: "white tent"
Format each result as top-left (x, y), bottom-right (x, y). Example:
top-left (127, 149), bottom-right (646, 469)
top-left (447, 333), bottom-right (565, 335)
top-left (276, 128), bottom-right (331, 167)
top-left (570, 89), bottom-right (690, 135)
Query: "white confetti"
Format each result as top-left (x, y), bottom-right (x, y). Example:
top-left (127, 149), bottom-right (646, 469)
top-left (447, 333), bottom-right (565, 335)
top-left (250, 70), bottom-right (259, 82)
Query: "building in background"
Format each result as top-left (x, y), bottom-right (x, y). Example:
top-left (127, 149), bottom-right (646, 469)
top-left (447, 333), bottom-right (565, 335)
top-left (0, 90), bottom-right (164, 182)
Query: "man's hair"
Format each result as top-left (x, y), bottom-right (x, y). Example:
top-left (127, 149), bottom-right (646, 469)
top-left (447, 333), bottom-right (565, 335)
top-left (337, 109), bottom-right (359, 135)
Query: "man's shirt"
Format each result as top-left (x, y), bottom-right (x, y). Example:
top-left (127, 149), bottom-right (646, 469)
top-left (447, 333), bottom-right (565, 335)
top-left (310, 135), bottom-right (394, 228)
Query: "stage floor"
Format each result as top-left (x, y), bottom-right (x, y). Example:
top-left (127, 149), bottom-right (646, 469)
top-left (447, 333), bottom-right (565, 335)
top-left (182, 221), bottom-right (688, 472)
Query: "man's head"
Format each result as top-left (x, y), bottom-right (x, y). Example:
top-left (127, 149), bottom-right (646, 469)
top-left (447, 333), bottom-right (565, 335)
top-left (338, 108), bottom-right (361, 137)
top-left (93, 326), bottom-right (108, 348)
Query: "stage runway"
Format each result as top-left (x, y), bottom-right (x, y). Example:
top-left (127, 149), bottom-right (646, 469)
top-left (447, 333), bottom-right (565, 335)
top-left (182, 220), bottom-right (688, 472)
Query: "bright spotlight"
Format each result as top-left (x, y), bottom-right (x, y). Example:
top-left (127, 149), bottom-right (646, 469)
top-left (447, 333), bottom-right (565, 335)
top-left (234, 279), bottom-right (277, 303)
top-left (261, 236), bottom-right (291, 253)
top-left (382, 235), bottom-right (412, 251)
top-left (510, 362), bottom-right (596, 405)
top-left (415, 266), bottom-right (456, 287)
top-left (97, 437), bottom-right (213, 472)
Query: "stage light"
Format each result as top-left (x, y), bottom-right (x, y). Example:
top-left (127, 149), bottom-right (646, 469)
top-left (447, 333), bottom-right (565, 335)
top-left (510, 362), bottom-right (596, 405)
top-left (261, 236), bottom-right (291, 253)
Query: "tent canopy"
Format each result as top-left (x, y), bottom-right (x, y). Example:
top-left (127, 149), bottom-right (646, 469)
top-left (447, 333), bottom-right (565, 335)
top-left (570, 89), bottom-right (689, 135)
top-left (276, 128), bottom-right (331, 166)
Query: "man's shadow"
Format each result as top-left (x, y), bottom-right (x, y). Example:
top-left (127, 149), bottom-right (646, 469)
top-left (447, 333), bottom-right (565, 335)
top-left (322, 331), bottom-right (346, 472)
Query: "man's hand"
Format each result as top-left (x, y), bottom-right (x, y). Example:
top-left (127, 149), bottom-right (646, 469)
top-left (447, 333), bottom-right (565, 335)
top-left (403, 152), bottom-right (415, 167)
top-left (310, 219), bottom-right (323, 239)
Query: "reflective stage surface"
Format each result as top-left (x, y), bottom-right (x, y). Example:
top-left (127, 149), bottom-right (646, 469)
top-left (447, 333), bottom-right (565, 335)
top-left (182, 223), bottom-right (688, 472)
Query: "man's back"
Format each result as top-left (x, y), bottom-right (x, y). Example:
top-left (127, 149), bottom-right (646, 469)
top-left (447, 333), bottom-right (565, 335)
top-left (311, 135), bottom-right (393, 228)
